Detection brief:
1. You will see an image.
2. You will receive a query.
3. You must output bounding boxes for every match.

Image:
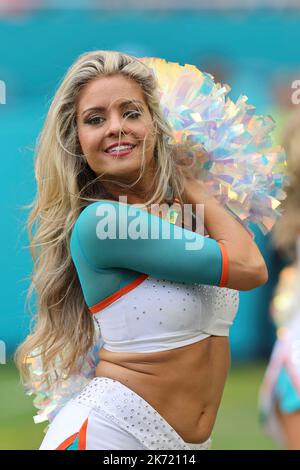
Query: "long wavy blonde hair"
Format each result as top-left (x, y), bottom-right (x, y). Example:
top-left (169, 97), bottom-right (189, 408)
top-left (15, 50), bottom-right (201, 390)
top-left (272, 107), bottom-right (300, 261)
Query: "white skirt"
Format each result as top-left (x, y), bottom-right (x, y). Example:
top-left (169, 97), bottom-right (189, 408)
top-left (39, 377), bottom-right (212, 450)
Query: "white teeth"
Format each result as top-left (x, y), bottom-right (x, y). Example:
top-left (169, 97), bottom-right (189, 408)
top-left (106, 145), bottom-right (134, 153)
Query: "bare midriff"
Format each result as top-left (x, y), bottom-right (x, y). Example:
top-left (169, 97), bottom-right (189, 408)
top-left (95, 335), bottom-right (230, 444)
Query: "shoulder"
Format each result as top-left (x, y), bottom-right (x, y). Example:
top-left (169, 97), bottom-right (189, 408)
top-left (73, 200), bottom-right (167, 242)
top-left (73, 199), bottom-right (133, 239)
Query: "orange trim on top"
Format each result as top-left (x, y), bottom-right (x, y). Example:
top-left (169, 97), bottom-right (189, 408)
top-left (89, 273), bottom-right (149, 314)
top-left (56, 432), bottom-right (78, 450)
top-left (78, 418), bottom-right (88, 450)
top-left (217, 242), bottom-right (229, 288)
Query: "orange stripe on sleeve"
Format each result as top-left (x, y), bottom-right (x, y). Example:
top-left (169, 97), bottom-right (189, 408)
top-left (217, 241), bottom-right (229, 288)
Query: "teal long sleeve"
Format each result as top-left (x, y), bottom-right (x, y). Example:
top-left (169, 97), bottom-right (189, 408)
top-left (70, 200), bottom-right (225, 307)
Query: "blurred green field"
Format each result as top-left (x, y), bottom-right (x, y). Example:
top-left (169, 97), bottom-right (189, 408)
top-left (0, 360), bottom-right (280, 450)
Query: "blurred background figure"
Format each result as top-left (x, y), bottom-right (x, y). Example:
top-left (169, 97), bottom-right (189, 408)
top-left (259, 107), bottom-right (300, 450)
top-left (194, 51), bottom-right (235, 85)
top-left (268, 71), bottom-right (300, 145)
top-left (0, 0), bottom-right (40, 16)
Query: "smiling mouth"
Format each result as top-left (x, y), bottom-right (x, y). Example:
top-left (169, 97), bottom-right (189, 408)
top-left (104, 145), bottom-right (137, 157)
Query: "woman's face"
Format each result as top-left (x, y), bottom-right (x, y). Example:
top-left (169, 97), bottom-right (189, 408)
top-left (76, 74), bottom-right (156, 181)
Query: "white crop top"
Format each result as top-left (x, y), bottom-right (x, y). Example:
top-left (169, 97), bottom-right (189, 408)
top-left (92, 275), bottom-right (239, 353)
top-left (70, 200), bottom-right (240, 354)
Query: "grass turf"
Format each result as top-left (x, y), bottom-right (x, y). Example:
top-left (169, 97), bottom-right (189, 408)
top-left (0, 360), bottom-right (280, 450)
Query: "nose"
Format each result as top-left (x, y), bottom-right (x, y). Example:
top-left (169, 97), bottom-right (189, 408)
top-left (105, 112), bottom-right (128, 137)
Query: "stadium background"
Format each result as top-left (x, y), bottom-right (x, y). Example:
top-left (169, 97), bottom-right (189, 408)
top-left (1, 0), bottom-right (299, 449)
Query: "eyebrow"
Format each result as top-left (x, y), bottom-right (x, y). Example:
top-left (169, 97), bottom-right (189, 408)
top-left (81, 100), bottom-right (144, 117)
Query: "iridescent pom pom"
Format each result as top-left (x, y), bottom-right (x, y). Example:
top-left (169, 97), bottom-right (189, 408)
top-left (24, 334), bottom-right (103, 426)
top-left (140, 57), bottom-right (288, 236)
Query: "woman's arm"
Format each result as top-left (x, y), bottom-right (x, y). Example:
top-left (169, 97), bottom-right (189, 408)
top-left (72, 199), bottom-right (226, 288)
top-left (182, 177), bottom-right (268, 290)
